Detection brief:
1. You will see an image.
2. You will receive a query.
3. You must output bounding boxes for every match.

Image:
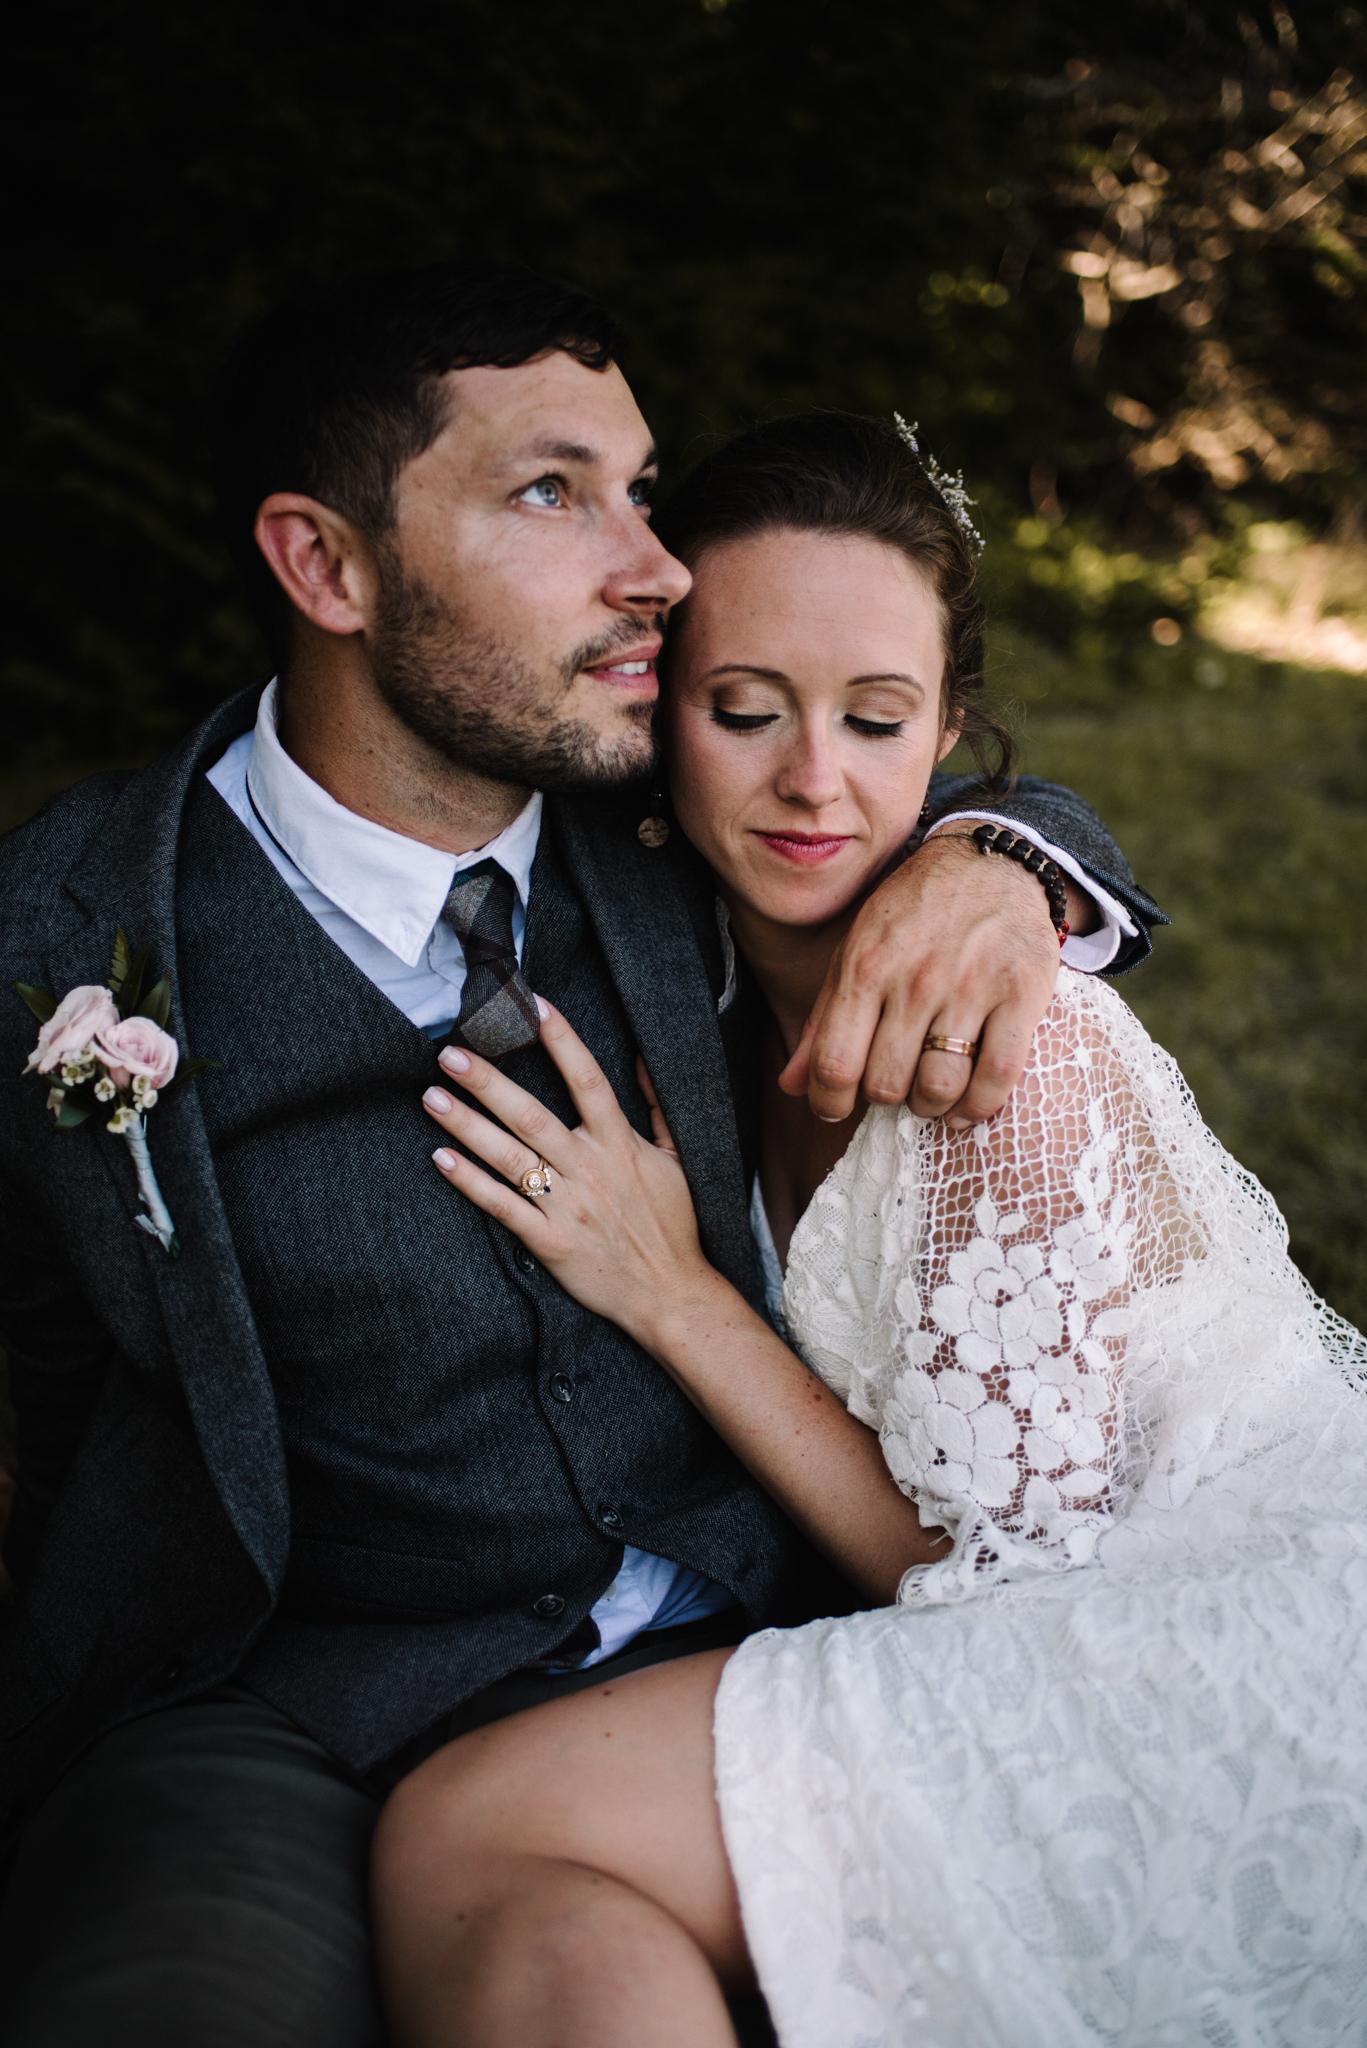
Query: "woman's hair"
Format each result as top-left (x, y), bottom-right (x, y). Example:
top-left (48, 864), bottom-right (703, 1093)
top-left (656, 410), bottom-right (1014, 792)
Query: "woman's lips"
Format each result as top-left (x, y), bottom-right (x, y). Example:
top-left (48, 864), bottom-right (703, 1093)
top-left (753, 831), bottom-right (853, 866)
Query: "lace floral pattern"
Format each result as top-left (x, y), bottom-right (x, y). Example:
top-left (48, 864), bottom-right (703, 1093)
top-left (716, 970), bottom-right (1367, 2045)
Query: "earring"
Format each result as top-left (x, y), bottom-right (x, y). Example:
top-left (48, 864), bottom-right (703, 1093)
top-left (638, 788), bottom-right (670, 848)
top-left (917, 800), bottom-right (933, 829)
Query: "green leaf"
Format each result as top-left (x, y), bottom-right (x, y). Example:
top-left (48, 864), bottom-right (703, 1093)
top-left (14, 982), bottom-right (57, 1025)
top-left (52, 1096), bottom-right (94, 1130)
top-left (158, 1056), bottom-right (222, 1099)
top-left (135, 974), bottom-right (172, 1030)
top-left (108, 927), bottom-right (134, 1000)
top-left (118, 944), bottom-right (153, 1020)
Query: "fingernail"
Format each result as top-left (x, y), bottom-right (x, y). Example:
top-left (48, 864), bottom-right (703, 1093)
top-left (439, 1047), bottom-right (470, 1075)
top-left (947, 1115), bottom-right (971, 1131)
top-left (815, 1113), bottom-right (845, 1125)
top-left (424, 1088), bottom-right (453, 1112)
top-left (535, 995), bottom-right (550, 1022)
top-left (432, 1147), bottom-right (457, 1170)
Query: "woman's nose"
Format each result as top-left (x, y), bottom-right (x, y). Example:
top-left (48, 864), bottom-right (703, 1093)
top-left (774, 731), bottom-right (843, 810)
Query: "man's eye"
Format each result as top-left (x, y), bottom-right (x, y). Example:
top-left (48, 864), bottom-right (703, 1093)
top-left (519, 478), bottom-right (564, 508)
top-left (712, 709), bottom-right (779, 732)
top-left (845, 715), bottom-right (905, 738)
top-left (627, 479), bottom-right (653, 508)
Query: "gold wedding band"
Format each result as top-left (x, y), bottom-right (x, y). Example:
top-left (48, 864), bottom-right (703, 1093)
top-left (923, 1035), bottom-right (979, 1059)
top-left (519, 1158), bottom-right (552, 1198)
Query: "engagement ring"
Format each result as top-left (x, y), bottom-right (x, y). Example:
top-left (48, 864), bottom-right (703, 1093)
top-left (519, 1158), bottom-right (552, 1199)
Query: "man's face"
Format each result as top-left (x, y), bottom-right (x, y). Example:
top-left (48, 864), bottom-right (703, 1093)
top-left (367, 352), bottom-right (692, 793)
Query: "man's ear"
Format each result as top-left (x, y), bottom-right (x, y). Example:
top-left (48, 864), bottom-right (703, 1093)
top-left (254, 494), bottom-right (377, 639)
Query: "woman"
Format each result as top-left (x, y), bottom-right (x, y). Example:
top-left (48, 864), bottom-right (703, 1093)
top-left (372, 414), bottom-right (1367, 2047)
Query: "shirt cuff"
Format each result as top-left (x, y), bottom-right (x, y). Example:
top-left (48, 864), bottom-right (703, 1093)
top-left (925, 813), bottom-right (1137, 974)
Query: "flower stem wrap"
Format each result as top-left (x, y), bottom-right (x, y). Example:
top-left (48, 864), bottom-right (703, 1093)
top-left (122, 1116), bottom-right (179, 1256)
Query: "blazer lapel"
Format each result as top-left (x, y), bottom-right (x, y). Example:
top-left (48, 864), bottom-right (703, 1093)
top-left (43, 689), bottom-right (289, 1591)
top-left (549, 797), bottom-right (753, 1297)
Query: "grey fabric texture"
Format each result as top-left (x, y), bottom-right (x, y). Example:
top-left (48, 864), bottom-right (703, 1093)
top-left (0, 686), bottom-right (1163, 1833)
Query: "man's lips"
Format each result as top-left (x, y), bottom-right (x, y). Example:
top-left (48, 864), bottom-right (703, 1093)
top-left (582, 645), bottom-right (660, 689)
top-left (753, 830), bottom-right (853, 866)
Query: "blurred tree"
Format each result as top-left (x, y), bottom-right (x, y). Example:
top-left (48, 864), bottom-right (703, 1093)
top-left (5, 0), bottom-right (1360, 792)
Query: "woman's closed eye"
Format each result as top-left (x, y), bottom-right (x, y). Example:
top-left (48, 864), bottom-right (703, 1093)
top-left (710, 707), bottom-right (906, 738)
top-left (844, 713), bottom-right (905, 738)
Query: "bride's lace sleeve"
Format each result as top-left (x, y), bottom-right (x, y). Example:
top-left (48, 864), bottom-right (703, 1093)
top-left (782, 970), bottom-right (1202, 1601)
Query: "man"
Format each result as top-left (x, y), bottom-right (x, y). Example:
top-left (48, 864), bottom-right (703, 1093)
top-left (0, 261), bottom-right (1161, 2044)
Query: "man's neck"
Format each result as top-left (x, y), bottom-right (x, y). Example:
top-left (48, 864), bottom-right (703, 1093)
top-left (274, 645), bottom-right (531, 857)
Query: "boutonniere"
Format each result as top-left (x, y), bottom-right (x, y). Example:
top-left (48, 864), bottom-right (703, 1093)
top-left (15, 929), bottom-right (218, 1258)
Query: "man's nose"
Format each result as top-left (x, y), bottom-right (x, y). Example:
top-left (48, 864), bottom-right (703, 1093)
top-left (600, 524), bottom-right (692, 614)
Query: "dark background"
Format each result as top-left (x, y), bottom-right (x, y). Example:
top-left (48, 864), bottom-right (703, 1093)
top-left (2, 0), bottom-right (1363, 1455)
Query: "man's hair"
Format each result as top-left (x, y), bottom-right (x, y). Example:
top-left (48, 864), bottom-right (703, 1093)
top-left (213, 261), bottom-right (621, 654)
top-left (656, 410), bottom-right (1014, 792)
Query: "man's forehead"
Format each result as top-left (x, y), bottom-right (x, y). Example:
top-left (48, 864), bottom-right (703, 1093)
top-left (438, 355), bottom-right (654, 472)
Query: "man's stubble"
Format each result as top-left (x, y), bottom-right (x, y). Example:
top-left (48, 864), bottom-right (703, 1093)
top-left (369, 554), bottom-right (661, 796)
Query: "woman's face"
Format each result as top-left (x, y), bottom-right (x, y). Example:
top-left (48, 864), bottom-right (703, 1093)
top-left (664, 528), bottom-right (959, 931)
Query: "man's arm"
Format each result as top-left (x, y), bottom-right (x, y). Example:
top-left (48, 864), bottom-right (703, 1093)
top-left (785, 773), bottom-right (1168, 1126)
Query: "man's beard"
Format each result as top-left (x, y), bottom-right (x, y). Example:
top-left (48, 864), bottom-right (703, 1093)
top-left (368, 556), bottom-right (660, 796)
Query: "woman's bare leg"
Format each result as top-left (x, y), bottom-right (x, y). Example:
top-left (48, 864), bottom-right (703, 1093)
top-left (371, 1647), bottom-right (749, 2048)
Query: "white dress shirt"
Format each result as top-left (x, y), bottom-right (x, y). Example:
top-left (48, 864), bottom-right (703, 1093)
top-left (208, 680), bottom-right (734, 1664)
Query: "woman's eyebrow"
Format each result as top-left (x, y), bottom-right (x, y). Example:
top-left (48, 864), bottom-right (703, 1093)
top-left (698, 663), bottom-right (790, 683)
top-left (845, 671), bottom-right (924, 688)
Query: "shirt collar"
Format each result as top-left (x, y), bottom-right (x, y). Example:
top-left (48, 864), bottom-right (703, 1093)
top-left (244, 679), bottom-right (544, 968)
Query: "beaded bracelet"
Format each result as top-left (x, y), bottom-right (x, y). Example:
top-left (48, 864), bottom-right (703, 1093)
top-left (937, 824), bottom-right (1071, 944)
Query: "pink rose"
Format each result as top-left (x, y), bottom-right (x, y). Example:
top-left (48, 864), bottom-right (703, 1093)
top-left (26, 984), bottom-right (120, 1074)
top-left (93, 1016), bottom-right (179, 1091)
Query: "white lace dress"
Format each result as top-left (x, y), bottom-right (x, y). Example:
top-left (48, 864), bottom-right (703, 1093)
top-left (715, 968), bottom-right (1367, 2047)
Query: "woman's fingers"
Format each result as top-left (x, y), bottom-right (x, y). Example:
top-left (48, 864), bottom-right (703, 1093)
top-left (635, 1056), bottom-right (680, 1159)
top-left (430, 1141), bottom-right (553, 1246)
top-left (531, 1002), bottom-right (629, 1136)
top-left (434, 1041), bottom-right (573, 1167)
top-left (423, 1085), bottom-right (545, 1189)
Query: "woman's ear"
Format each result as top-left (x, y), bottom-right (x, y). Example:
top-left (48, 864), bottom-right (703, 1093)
top-left (936, 717), bottom-right (963, 764)
top-left (254, 494), bottom-right (377, 639)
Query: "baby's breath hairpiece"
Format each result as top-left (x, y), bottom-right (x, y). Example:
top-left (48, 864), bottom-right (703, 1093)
top-left (892, 413), bottom-right (984, 556)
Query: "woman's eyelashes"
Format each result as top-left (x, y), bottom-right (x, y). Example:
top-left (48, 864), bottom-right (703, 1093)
top-left (709, 706), bottom-right (906, 738)
top-left (845, 714), bottom-right (906, 738)
top-left (711, 708), bottom-right (779, 731)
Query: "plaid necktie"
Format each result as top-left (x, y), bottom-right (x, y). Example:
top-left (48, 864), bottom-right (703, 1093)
top-left (442, 858), bottom-right (541, 1058)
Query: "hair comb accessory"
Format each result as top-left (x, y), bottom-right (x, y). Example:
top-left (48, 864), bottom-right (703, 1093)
top-left (892, 413), bottom-right (984, 556)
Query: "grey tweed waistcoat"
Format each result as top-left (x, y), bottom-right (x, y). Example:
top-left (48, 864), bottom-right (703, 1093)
top-left (173, 779), bottom-right (802, 1766)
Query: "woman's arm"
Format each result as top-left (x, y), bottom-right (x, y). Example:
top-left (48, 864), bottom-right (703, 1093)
top-left (422, 1008), bottom-right (947, 1603)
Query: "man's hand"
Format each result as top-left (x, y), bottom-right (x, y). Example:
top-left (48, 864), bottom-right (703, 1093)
top-left (780, 833), bottom-right (1093, 1126)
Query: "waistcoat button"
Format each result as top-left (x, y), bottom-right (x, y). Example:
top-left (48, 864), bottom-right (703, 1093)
top-left (514, 1247), bottom-right (536, 1275)
top-left (549, 1373), bottom-right (574, 1403)
top-left (600, 1505), bottom-right (624, 1530)
top-left (533, 1593), bottom-right (565, 1618)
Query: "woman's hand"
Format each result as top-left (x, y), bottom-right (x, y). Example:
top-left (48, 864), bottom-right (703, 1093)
top-left (422, 1003), bottom-right (718, 1350)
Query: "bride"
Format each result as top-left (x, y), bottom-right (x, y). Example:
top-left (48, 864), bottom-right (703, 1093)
top-left (371, 412), bottom-right (1367, 2047)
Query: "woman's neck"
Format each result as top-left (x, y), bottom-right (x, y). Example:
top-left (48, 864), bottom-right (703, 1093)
top-left (721, 892), bottom-right (853, 1061)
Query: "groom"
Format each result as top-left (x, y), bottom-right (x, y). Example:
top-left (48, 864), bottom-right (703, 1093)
top-left (0, 261), bottom-right (1162, 2043)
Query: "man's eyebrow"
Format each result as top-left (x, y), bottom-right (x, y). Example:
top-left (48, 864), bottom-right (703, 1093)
top-left (510, 438), bottom-right (660, 470)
